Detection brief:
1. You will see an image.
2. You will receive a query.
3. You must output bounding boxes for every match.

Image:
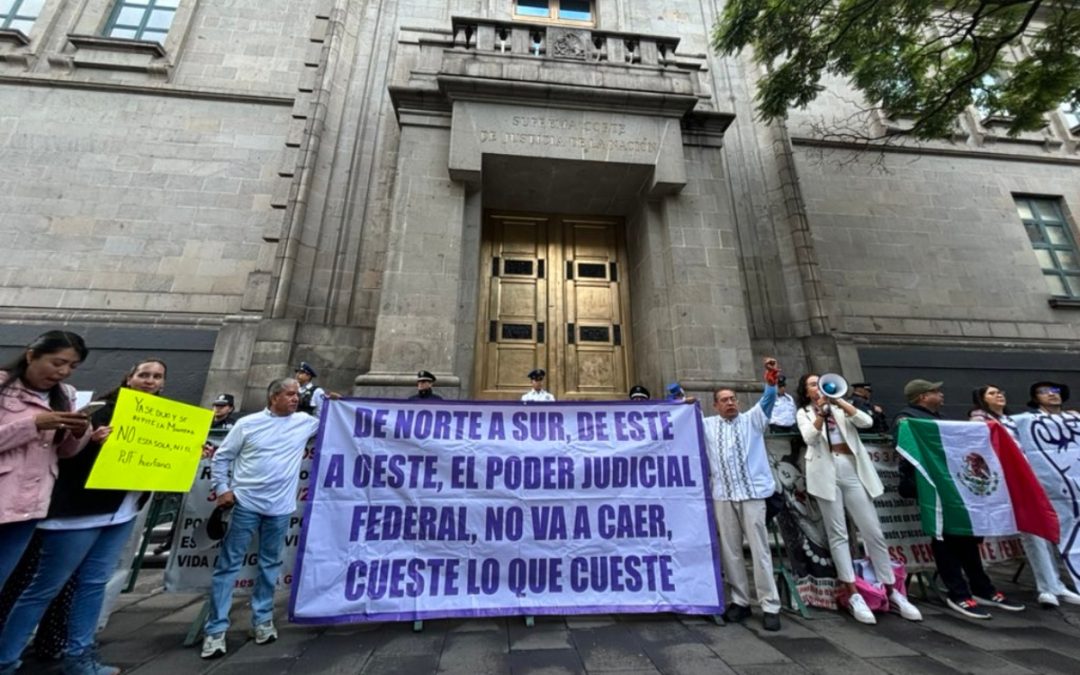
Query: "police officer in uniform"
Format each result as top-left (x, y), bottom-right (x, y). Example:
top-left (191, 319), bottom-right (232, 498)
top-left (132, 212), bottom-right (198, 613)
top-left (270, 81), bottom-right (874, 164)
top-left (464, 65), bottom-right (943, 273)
top-left (410, 370), bottom-right (442, 400)
top-left (210, 393), bottom-right (238, 430)
top-left (294, 361), bottom-right (326, 417)
top-left (629, 385), bottom-right (650, 401)
top-left (522, 369), bottom-right (555, 402)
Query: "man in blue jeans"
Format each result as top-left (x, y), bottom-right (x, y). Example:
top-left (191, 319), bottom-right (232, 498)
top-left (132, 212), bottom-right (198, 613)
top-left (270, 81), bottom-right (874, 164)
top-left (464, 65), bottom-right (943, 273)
top-left (201, 378), bottom-right (322, 659)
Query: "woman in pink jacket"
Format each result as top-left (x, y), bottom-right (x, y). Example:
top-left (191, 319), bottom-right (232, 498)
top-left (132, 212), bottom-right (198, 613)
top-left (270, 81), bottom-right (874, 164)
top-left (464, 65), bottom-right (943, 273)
top-left (0, 331), bottom-right (96, 589)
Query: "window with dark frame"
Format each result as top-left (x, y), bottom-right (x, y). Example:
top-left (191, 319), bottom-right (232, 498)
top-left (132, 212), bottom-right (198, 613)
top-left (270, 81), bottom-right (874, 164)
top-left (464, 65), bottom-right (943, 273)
top-left (1016, 196), bottom-right (1080, 299)
top-left (0, 0), bottom-right (44, 33)
top-left (103, 0), bottom-right (178, 44)
top-left (514, 0), bottom-right (594, 26)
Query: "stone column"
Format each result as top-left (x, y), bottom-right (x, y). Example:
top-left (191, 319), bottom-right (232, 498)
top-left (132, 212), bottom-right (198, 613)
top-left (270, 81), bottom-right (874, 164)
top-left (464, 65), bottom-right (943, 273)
top-left (353, 114), bottom-right (466, 398)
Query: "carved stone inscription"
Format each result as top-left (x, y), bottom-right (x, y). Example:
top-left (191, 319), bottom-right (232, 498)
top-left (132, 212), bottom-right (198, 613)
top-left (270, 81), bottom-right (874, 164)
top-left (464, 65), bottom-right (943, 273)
top-left (477, 115), bottom-right (660, 154)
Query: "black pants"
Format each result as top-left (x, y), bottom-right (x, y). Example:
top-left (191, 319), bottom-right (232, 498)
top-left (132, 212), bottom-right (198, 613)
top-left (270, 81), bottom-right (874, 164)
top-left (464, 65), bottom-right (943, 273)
top-left (932, 535), bottom-right (996, 601)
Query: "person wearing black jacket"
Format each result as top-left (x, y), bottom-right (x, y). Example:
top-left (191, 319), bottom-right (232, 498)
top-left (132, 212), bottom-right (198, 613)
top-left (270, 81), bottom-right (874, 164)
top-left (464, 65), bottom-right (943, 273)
top-left (409, 370), bottom-right (442, 400)
top-left (894, 378), bottom-right (1024, 620)
top-left (0, 359), bottom-right (166, 675)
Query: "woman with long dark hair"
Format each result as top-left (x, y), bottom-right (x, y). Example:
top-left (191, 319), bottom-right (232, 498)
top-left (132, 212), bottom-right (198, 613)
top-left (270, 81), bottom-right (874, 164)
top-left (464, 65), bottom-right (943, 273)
top-left (796, 373), bottom-right (922, 624)
top-left (969, 385), bottom-right (1080, 608)
top-left (0, 358), bottom-right (166, 675)
top-left (0, 331), bottom-right (96, 590)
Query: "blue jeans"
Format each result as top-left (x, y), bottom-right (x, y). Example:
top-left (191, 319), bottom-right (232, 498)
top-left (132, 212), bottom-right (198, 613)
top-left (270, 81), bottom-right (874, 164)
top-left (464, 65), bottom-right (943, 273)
top-left (0, 520), bottom-right (39, 590)
top-left (0, 519), bottom-right (136, 666)
top-left (204, 503), bottom-right (290, 636)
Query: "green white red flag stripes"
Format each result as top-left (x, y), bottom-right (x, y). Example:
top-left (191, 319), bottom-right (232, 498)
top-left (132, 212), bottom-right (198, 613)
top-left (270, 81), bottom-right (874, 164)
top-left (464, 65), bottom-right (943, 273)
top-left (895, 419), bottom-right (1059, 541)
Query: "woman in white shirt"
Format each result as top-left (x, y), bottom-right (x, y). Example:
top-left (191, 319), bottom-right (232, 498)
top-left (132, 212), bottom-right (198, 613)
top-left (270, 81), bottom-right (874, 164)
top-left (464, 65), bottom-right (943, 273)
top-left (795, 373), bottom-right (921, 625)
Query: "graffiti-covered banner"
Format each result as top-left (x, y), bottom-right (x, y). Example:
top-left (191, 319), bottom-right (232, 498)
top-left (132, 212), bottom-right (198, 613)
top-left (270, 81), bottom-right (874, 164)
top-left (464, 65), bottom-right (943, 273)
top-left (1016, 412), bottom-right (1080, 589)
top-left (289, 400), bottom-right (723, 623)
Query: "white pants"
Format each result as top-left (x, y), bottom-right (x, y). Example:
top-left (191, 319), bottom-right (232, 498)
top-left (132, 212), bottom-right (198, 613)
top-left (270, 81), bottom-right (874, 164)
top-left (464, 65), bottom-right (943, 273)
top-left (1021, 532), bottom-right (1070, 595)
top-left (713, 499), bottom-right (780, 614)
top-left (815, 454), bottom-right (894, 585)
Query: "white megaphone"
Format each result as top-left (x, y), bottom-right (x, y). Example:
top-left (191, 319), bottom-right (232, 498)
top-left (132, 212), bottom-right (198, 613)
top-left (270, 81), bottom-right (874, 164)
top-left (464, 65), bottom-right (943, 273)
top-left (818, 373), bottom-right (848, 400)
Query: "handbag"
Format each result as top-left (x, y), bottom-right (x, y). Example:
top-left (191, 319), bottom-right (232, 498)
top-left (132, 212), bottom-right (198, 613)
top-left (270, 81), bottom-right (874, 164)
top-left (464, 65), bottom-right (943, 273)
top-left (844, 557), bottom-right (908, 612)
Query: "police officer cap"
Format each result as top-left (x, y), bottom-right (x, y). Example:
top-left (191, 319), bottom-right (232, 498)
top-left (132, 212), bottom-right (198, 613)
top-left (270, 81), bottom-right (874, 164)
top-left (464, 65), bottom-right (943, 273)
top-left (212, 393), bottom-right (235, 407)
top-left (851, 382), bottom-right (872, 390)
top-left (629, 385), bottom-right (650, 400)
top-left (296, 361), bottom-right (317, 378)
top-left (417, 370), bottom-right (436, 383)
top-left (528, 368), bottom-right (546, 380)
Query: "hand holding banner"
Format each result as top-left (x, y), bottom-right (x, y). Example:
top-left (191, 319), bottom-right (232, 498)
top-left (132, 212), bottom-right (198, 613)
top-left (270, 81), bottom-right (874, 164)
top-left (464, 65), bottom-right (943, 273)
top-left (85, 388), bottom-right (214, 492)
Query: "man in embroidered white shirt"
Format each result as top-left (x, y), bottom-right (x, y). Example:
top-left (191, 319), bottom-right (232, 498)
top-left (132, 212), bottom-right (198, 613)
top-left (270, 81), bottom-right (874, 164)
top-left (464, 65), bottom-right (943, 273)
top-left (702, 359), bottom-right (782, 631)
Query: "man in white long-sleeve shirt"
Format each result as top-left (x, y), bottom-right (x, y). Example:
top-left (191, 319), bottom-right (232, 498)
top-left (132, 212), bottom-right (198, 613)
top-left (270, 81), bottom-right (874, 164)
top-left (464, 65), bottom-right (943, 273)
top-left (201, 378), bottom-right (320, 659)
top-left (702, 359), bottom-right (783, 632)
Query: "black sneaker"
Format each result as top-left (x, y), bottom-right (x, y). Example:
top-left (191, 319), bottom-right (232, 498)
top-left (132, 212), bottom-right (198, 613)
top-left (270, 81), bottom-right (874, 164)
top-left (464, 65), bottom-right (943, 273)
top-left (723, 604), bottom-right (751, 623)
top-left (762, 612), bottom-right (781, 631)
top-left (946, 597), bottom-right (991, 619)
top-left (974, 592), bottom-right (1025, 612)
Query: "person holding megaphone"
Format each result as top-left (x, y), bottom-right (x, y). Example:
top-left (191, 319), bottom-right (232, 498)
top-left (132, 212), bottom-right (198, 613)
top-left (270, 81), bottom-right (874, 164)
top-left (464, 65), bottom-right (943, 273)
top-left (796, 373), bottom-right (922, 625)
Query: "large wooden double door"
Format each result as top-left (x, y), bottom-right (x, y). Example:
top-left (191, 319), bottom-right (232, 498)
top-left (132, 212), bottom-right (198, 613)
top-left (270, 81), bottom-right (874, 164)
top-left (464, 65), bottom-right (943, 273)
top-left (474, 212), bottom-right (633, 400)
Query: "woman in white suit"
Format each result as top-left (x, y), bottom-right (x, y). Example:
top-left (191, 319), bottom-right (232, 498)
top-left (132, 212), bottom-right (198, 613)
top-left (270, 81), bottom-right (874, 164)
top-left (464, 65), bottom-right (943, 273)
top-left (795, 373), bottom-right (922, 624)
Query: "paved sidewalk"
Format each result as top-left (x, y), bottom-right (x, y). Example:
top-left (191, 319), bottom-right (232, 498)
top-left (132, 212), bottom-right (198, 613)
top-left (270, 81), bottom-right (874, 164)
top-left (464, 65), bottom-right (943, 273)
top-left (21, 561), bottom-right (1080, 674)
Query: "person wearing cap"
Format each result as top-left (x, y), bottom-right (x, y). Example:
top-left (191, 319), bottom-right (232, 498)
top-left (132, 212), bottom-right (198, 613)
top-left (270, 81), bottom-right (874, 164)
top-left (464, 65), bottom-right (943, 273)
top-left (294, 362), bottom-right (326, 417)
top-left (410, 371), bottom-right (442, 400)
top-left (522, 369), bottom-right (555, 402)
top-left (768, 376), bottom-right (797, 434)
top-left (201, 377), bottom-right (321, 659)
top-left (629, 385), bottom-right (650, 401)
top-left (701, 358), bottom-right (783, 631)
top-left (1027, 381), bottom-right (1076, 416)
top-left (210, 393), bottom-right (238, 430)
top-left (850, 382), bottom-right (888, 433)
top-left (665, 383), bottom-right (698, 405)
top-left (894, 379), bottom-right (1024, 619)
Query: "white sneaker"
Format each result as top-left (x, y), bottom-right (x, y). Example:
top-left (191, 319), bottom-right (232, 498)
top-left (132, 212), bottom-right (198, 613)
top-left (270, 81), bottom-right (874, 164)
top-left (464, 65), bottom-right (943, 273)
top-left (1039, 592), bottom-right (1061, 607)
top-left (847, 593), bottom-right (877, 624)
top-left (889, 589), bottom-right (923, 621)
top-left (254, 620), bottom-right (278, 645)
top-left (1058, 589), bottom-right (1080, 606)
top-left (200, 633), bottom-right (227, 659)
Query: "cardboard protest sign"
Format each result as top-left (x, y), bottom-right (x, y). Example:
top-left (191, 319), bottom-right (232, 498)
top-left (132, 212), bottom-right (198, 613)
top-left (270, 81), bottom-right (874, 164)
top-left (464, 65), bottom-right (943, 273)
top-left (289, 400), bottom-right (723, 624)
top-left (85, 388), bottom-right (213, 492)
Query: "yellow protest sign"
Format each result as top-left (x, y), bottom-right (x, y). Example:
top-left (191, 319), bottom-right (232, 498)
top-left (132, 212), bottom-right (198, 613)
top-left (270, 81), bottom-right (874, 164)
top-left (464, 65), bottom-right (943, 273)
top-left (85, 388), bottom-right (214, 492)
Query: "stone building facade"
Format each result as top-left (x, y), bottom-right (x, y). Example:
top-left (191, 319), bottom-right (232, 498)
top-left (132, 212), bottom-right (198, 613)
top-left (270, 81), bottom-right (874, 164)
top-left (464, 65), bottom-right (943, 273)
top-left (2, 1), bottom-right (1079, 417)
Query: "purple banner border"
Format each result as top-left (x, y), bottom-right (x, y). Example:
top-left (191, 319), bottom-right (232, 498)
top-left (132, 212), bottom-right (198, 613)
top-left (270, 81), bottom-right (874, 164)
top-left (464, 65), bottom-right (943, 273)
top-left (288, 397), bottom-right (726, 624)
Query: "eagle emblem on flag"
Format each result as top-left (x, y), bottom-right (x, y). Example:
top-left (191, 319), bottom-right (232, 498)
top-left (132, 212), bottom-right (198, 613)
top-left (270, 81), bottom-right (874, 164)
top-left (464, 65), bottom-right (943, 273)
top-left (956, 452), bottom-right (1000, 497)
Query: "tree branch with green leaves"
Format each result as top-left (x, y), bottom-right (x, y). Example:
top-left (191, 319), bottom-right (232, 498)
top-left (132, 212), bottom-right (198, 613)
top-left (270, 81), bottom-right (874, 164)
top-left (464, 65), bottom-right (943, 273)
top-left (713, 1), bottom-right (1080, 141)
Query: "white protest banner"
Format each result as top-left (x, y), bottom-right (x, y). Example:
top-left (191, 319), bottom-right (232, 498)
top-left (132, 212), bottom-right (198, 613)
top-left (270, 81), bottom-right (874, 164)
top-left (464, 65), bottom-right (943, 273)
top-left (1016, 412), bottom-right (1080, 589)
top-left (289, 400), bottom-right (723, 623)
top-left (766, 436), bottom-right (1023, 609)
top-left (163, 430), bottom-right (314, 593)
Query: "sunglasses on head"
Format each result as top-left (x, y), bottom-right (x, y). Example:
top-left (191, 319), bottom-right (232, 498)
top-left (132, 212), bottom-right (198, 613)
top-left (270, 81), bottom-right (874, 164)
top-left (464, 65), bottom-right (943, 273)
top-left (1037, 386), bottom-right (1061, 395)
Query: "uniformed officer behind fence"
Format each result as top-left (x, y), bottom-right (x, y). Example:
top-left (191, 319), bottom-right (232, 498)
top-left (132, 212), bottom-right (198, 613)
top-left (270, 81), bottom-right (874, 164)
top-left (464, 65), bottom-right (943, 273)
top-left (410, 370), bottom-right (442, 400)
top-left (522, 369), bottom-right (555, 402)
top-left (294, 362), bottom-right (326, 417)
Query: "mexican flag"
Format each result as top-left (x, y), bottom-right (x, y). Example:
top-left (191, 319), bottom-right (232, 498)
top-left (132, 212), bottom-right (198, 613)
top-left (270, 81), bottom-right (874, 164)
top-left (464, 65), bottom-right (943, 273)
top-left (895, 418), bottom-right (1059, 541)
